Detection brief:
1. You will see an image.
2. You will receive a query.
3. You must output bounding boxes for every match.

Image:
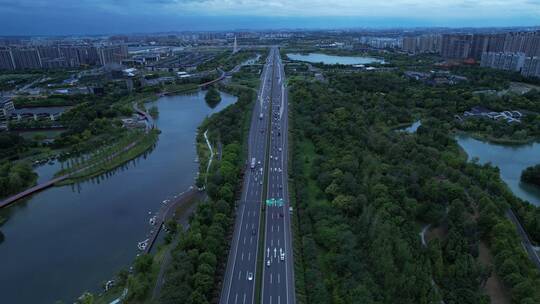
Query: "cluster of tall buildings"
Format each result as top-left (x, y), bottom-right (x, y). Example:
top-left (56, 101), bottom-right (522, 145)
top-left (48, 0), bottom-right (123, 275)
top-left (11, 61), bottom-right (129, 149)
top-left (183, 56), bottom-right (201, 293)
top-left (358, 37), bottom-right (401, 49)
top-left (439, 31), bottom-right (540, 60)
top-left (402, 35), bottom-right (441, 54)
top-left (398, 30), bottom-right (540, 78)
top-left (0, 45), bottom-right (128, 70)
top-left (480, 52), bottom-right (540, 77)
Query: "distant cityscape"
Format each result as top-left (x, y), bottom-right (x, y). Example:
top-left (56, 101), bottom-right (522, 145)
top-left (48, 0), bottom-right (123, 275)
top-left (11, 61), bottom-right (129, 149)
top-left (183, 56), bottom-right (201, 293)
top-left (1, 28), bottom-right (539, 78)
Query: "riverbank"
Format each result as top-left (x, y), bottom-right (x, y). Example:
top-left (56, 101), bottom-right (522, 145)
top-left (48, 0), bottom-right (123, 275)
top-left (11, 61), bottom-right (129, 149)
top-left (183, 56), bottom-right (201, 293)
top-left (454, 129), bottom-right (540, 145)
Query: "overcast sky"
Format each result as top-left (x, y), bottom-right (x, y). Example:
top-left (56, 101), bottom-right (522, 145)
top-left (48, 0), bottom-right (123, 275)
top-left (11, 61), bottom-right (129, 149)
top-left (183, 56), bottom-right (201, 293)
top-left (1, 0), bottom-right (539, 35)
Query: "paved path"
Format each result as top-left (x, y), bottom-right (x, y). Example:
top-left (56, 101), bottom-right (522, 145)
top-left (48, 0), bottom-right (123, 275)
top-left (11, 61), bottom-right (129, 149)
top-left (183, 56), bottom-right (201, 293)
top-left (143, 188), bottom-right (202, 254)
top-left (150, 189), bottom-right (206, 300)
top-left (506, 209), bottom-right (540, 270)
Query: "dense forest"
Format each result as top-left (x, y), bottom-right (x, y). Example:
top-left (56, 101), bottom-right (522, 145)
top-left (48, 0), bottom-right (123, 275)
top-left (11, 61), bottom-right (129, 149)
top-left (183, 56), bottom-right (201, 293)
top-left (288, 71), bottom-right (540, 303)
top-left (521, 164), bottom-right (540, 187)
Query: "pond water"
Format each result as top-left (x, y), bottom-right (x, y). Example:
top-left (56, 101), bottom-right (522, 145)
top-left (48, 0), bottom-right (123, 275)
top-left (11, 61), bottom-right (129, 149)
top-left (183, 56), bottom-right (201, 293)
top-left (0, 90), bottom-right (237, 304)
top-left (286, 53), bottom-right (384, 65)
top-left (456, 134), bottom-right (540, 206)
top-left (398, 120), bottom-right (422, 133)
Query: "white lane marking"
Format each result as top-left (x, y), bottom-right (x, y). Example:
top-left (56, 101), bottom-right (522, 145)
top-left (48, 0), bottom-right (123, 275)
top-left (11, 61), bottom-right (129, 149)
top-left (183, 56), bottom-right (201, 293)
top-left (243, 237), bottom-right (246, 244)
top-left (278, 295), bottom-right (281, 304)
top-left (278, 273), bottom-right (281, 284)
top-left (235, 293), bottom-right (238, 304)
top-left (278, 239), bottom-right (280, 246)
top-left (243, 293), bottom-right (247, 304)
top-left (270, 273), bottom-right (273, 284)
top-left (225, 203), bottom-right (247, 303)
top-left (248, 252), bottom-right (251, 261)
top-left (241, 252), bottom-right (244, 261)
top-left (238, 270), bottom-right (241, 280)
top-left (271, 239), bottom-right (273, 246)
top-left (278, 225), bottom-right (280, 232)
top-left (250, 236), bottom-right (253, 244)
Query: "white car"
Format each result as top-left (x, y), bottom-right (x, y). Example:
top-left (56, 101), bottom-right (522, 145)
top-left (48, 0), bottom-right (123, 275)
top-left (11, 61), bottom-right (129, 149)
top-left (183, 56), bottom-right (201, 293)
top-left (280, 252), bottom-right (285, 261)
top-left (267, 259), bottom-right (271, 267)
top-left (248, 272), bottom-right (253, 281)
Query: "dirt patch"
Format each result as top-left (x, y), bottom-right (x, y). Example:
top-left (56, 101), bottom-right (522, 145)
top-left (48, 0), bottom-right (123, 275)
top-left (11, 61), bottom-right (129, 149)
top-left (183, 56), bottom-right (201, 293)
top-left (426, 224), bottom-right (447, 243)
top-left (478, 241), bottom-right (511, 304)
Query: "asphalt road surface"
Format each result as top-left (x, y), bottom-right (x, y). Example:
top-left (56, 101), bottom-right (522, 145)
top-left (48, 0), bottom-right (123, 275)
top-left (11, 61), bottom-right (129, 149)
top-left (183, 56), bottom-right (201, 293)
top-left (261, 47), bottom-right (295, 304)
top-left (220, 47), bottom-right (291, 304)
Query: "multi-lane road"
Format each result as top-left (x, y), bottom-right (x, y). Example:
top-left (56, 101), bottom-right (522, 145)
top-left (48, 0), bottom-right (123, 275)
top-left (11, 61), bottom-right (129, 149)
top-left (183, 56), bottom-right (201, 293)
top-left (220, 47), bottom-right (295, 304)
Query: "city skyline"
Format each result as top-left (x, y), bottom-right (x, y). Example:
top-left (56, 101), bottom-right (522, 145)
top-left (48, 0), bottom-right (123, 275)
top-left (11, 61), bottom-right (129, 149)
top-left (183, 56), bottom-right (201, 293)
top-left (1, 0), bottom-right (540, 35)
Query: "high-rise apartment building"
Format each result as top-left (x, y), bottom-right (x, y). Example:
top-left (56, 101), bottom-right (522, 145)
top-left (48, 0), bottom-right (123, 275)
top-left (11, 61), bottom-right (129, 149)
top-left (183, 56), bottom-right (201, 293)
top-left (98, 45), bottom-right (128, 65)
top-left (522, 57), bottom-right (540, 78)
top-left (441, 34), bottom-right (472, 59)
top-left (38, 46), bottom-right (60, 60)
top-left (0, 47), bottom-right (15, 70)
top-left (480, 52), bottom-right (526, 72)
top-left (11, 48), bottom-right (42, 69)
top-left (504, 31), bottom-right (540, 57)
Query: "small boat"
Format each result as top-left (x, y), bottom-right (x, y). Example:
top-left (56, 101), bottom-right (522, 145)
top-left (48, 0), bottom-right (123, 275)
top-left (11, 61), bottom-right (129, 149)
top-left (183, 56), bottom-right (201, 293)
top-left (137, 239), bottom-right (149, 251)
top-left (149, 216), bottom-right (156, 226)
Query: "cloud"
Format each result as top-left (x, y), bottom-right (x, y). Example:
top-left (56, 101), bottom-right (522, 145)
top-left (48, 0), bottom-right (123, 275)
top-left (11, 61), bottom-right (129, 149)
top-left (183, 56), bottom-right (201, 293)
top-left (0, 0), bottom-right (538, 35)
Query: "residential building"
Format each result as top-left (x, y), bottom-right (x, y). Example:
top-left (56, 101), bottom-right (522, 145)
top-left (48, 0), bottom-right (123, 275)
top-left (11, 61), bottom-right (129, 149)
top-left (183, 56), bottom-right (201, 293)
top-left (480, 52), bottom-right (526, 71)
top-left (11, 48), bottom-right (42, 69)
top-left (522, 57), bottom-right (540, 78)
top-left (98, 45), bottom-right (128, 65)
top-left (59, 46), bottom-right (81, 67)
top-left (0, 47), bottom-right (15, 70)
top-left (0, 97), bottom-right (15, 130)
top-left (470, 34), bottom-right (490, 60)
top-left (441, 34), bottom-right (472, 59)
top-left (504, 31), bottom-right (540, 57)
top-left (402, 36), bottom-right (417, 54)
top-left (38, 46), bottom-right (60, 60)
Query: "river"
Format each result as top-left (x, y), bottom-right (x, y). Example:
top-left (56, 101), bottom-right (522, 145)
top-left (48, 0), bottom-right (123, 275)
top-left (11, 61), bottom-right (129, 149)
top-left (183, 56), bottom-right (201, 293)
top-left (0, 90), bottom-right (237, 304)
top-left (456, 134), bottom-right (540, 206)
top-left (286, 53), bottom-right (384, 65)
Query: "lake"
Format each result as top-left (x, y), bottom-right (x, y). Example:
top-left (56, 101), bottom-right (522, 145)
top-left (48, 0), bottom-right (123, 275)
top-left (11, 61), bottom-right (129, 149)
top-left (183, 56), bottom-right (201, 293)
top-left (0, 90), bottom-right (237, 304)
top-left (286, 53), bottom-right (384, 65)
top-left (456, 134), bottom-right (540, 206)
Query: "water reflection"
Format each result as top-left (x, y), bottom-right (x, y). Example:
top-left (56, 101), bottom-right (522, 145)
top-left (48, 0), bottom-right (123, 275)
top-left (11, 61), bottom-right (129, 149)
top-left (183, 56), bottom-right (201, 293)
top-left (456, 134), bottom-right (540, 206)
top-left (0, 90), bottom-right (237, 304)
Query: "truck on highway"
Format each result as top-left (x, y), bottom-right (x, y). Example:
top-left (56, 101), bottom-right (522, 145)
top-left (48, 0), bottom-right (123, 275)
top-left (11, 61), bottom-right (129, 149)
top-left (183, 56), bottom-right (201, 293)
top-left (259, 112), bottom-right (263, 120)
top-left (250, 157), bottom-right (256, 169)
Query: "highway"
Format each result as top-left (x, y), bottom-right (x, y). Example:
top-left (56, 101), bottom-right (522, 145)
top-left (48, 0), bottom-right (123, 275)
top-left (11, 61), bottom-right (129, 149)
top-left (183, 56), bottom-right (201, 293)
top-left (261, 47), bottom-right (295, 304)
top-left (220, 47), bottom-right (278, 304)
